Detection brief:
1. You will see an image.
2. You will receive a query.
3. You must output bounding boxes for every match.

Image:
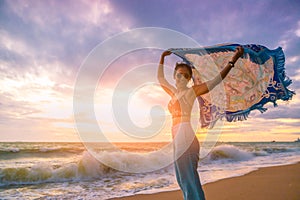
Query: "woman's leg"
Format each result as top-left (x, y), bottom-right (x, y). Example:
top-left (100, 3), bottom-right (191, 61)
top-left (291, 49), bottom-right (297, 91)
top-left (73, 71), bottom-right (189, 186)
top-left (174, 140), bottom-right (205, 200)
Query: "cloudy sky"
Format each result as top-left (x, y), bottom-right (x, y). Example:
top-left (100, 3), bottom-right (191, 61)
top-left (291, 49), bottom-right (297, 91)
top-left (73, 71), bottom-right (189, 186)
top-left (1, 0), bottom-right (299, 142)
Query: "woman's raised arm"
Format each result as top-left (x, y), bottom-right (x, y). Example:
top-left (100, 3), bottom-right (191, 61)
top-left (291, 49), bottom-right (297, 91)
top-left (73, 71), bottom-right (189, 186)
top-left (157, 51), bottom-right (176, 96)
top-left (192, 46), bottom-right (244, 96)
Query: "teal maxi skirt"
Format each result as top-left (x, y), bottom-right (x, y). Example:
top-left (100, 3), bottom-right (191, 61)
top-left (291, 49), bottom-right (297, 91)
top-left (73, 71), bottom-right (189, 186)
top-left (172, 123), bottom-right (205, 200)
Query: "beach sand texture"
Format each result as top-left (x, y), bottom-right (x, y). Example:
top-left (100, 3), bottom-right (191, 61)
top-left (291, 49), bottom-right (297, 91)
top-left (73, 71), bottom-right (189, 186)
top-left (111, 162), bottom-right (300, 200)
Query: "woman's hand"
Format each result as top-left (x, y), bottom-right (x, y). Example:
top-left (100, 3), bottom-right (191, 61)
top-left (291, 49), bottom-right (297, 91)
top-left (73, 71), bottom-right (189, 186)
top-left (231, 46), bottom-right (244, 63)
top-left (160, 50), bottom-right (172, 65)
top-left (161, 50), bottom-right (172, 58)
top-left (235, 46), bottom-right (244, 58)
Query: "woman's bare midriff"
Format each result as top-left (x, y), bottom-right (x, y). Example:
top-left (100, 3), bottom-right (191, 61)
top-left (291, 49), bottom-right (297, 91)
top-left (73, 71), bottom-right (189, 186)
top-left (172, 116), bottom-right (191, 126)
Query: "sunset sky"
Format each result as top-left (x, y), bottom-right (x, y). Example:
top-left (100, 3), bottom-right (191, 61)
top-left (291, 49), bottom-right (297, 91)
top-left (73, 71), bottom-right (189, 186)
top-left (1, 0), bottom-right (299, 142)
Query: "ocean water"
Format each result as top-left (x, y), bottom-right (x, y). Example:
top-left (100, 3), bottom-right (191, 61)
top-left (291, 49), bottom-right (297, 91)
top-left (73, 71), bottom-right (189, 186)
top-left (0, 141), bottom-right (299, 199)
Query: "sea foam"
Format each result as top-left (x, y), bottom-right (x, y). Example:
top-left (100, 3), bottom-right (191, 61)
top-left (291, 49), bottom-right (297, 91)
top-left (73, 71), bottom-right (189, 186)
top-left (0, 151), bottom-right (112, 186)
top-left (205, 144), bottom-right (254, 161)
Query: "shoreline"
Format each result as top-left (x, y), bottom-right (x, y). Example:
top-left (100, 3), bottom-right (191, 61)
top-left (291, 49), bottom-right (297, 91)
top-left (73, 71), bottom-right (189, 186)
top-left (110, 162), bottom-right (300, 200)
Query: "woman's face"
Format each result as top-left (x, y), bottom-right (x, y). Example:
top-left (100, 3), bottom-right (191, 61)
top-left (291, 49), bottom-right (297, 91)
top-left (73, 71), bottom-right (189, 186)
top-left (174, 67), bottom-right (191, 88)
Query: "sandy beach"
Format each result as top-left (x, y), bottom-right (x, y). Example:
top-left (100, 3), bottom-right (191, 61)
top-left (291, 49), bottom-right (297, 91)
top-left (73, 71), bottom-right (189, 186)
top-left (111, 162), bottom-right (300, 200)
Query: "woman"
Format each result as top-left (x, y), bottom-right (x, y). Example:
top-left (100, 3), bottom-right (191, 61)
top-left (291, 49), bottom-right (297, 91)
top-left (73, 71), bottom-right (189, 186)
top-left (157, 46), bottom-right (244, 200)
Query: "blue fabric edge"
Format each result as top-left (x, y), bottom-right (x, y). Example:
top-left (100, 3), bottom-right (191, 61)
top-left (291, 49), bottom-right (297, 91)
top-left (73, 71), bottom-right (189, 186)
top-left (224, 46), bottom-right (295, 122)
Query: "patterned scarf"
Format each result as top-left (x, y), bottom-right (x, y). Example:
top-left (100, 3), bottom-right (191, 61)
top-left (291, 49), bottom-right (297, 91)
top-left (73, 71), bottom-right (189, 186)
top-left (169, 44), bottom-right (295, 128)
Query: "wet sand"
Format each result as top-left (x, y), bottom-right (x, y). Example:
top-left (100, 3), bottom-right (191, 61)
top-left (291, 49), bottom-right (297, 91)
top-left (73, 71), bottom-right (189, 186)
top-left (111, 162), bottom-right (300, 200)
